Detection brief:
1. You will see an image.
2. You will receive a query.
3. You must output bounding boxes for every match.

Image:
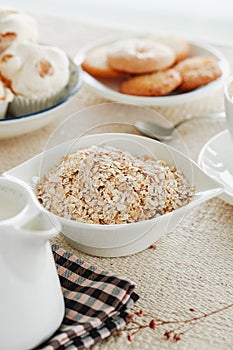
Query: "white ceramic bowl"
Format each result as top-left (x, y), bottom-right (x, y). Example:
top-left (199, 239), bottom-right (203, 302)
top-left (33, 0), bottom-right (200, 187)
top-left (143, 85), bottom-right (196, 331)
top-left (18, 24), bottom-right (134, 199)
top-left (75, 37), bottom-right (230, 106)
top-left (0, 59), bottom-right (82, 139)
top-left (4, 133), bottom-right (223, 257)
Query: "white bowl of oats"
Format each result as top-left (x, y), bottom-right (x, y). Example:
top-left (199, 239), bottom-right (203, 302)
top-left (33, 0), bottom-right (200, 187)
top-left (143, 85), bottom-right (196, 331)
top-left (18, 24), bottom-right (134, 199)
top-left (4, 133), bottom-right (223, 257)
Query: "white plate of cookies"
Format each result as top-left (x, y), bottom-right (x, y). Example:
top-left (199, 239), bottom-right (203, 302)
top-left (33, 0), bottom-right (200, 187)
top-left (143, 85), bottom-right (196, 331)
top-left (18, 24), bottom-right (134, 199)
top-left (76, 35), bottom-right (230, 106)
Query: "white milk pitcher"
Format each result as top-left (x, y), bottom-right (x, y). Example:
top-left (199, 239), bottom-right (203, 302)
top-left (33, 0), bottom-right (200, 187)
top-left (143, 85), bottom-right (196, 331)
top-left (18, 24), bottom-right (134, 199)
top-left (0, 177), bottom-right (65, 350)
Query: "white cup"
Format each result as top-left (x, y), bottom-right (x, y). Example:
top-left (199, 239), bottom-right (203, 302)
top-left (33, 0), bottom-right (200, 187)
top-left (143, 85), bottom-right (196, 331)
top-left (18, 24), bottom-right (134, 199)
top-left (224, 74), bottom-right (233, 146)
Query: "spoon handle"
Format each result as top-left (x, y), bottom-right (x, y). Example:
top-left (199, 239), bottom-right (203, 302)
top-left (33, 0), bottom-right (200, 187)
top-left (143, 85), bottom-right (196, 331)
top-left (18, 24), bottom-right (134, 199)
top-left (174, 111), bottom-right (225, 129)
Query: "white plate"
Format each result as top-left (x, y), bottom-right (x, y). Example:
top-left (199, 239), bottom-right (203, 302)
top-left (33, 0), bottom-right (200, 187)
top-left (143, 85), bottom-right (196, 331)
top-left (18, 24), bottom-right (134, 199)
top-left (4, 133), bottom-right (222, 257)
top-left (0, 60), bottom-right (82, 139)
top-left (75, 37), bottom-right (230, 106)
top-left (198, 129), bottom-right (233, 205)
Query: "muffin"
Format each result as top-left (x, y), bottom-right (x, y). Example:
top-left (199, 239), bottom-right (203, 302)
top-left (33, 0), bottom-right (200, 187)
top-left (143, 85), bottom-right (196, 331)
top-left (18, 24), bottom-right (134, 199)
top-left (0, 80), bottom-right (14, 118)
top-left (0, 7), bottom-right (38, 53)
top-left (0, 41), bottom-right (70, 116)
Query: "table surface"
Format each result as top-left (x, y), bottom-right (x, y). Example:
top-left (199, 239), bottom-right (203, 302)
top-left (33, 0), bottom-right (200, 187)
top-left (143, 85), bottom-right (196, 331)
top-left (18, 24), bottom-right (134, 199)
top-left (1, 13), bottom-right (233, 350)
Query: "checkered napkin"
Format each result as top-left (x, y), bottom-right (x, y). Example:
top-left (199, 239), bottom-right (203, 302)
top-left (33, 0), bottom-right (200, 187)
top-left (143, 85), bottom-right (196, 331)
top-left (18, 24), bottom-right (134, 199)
top-left (38, 244), bottom-right (139, 350)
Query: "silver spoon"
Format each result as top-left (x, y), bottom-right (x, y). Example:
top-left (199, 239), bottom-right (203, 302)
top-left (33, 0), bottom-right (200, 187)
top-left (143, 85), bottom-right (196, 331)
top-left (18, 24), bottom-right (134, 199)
top-left (134, 112), bottom-right (225, 141)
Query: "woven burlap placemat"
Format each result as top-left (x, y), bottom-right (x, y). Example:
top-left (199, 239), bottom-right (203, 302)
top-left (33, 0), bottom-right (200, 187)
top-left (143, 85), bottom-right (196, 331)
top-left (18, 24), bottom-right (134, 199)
top-left (0, 15), bottom-right (233, 350)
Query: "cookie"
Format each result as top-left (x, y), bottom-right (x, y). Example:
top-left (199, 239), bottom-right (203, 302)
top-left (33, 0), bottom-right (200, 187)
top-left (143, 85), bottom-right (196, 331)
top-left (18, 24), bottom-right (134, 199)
top-left (0, 32), bottom-right (16, 53)
top-left (107, 38), bottom-right (176, 74)
top-left (81, 46), bottom-right (124, 78)
top-left (154, 36), bottom-right (190, 62)
top-left (175, 56), bottom-right (222, 91)
top-left (120, 68), bottom-right (182, 96)
top-left (0, 8), bottom-right (38, 53)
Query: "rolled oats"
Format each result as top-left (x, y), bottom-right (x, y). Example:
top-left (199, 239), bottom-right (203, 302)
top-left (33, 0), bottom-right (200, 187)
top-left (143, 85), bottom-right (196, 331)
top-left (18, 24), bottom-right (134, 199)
top-left (37, 146), bottom-right (194, 224)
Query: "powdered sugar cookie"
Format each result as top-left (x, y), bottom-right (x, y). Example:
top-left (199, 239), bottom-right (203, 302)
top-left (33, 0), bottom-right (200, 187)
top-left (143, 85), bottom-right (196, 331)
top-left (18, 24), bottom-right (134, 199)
top-left (0, 7), bottom-right (38, 53)
top-left (82, 46), bottom-right (124, 78)
top-left (175, 56), bottom-right (222, 91)
top-left (0, 41), bottom-right (70, 116)
top-left (154, 36), bottom-right (190, 62)
top-left (107, 38), bottom-right (176, 74)
top-left (0, 41), bottom-right (69, 98)
top-left (120, 69), bottom-right (182, 96)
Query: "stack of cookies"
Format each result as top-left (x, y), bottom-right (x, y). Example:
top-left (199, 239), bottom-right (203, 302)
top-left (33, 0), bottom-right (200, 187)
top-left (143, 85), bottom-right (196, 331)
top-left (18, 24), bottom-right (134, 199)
top-left (82, 37), bottom-right (222, 96)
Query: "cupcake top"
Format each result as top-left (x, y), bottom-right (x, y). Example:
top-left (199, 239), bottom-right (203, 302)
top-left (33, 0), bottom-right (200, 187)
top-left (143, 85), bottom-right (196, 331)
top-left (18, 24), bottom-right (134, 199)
top-left (0, 7), bottom-right (38, 52)
top-left (0, 41), bottom-right (70, 98)
top-left (0, 80), bottom-right (13, 102)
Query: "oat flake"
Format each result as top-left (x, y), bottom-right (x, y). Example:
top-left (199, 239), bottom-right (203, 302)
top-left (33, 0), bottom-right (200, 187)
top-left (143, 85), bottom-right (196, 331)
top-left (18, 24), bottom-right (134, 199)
top-left (37, 146), bottom-right (194, 224)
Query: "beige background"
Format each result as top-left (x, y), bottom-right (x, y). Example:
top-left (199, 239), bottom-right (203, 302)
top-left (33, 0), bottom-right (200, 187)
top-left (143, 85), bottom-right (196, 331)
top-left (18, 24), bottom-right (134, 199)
top-left (1, 15), bottom-right (233, 350)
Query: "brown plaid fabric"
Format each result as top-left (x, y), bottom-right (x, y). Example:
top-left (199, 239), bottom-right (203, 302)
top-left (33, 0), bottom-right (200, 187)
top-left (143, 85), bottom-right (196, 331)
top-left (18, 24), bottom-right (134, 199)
top-left (38, 244), bottom-right (139, 350)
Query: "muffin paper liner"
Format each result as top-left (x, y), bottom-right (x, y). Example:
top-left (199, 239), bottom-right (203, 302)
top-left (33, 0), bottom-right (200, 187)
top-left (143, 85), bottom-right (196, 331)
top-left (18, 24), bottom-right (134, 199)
top-left (8, 92), bottom-right (59, 116)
